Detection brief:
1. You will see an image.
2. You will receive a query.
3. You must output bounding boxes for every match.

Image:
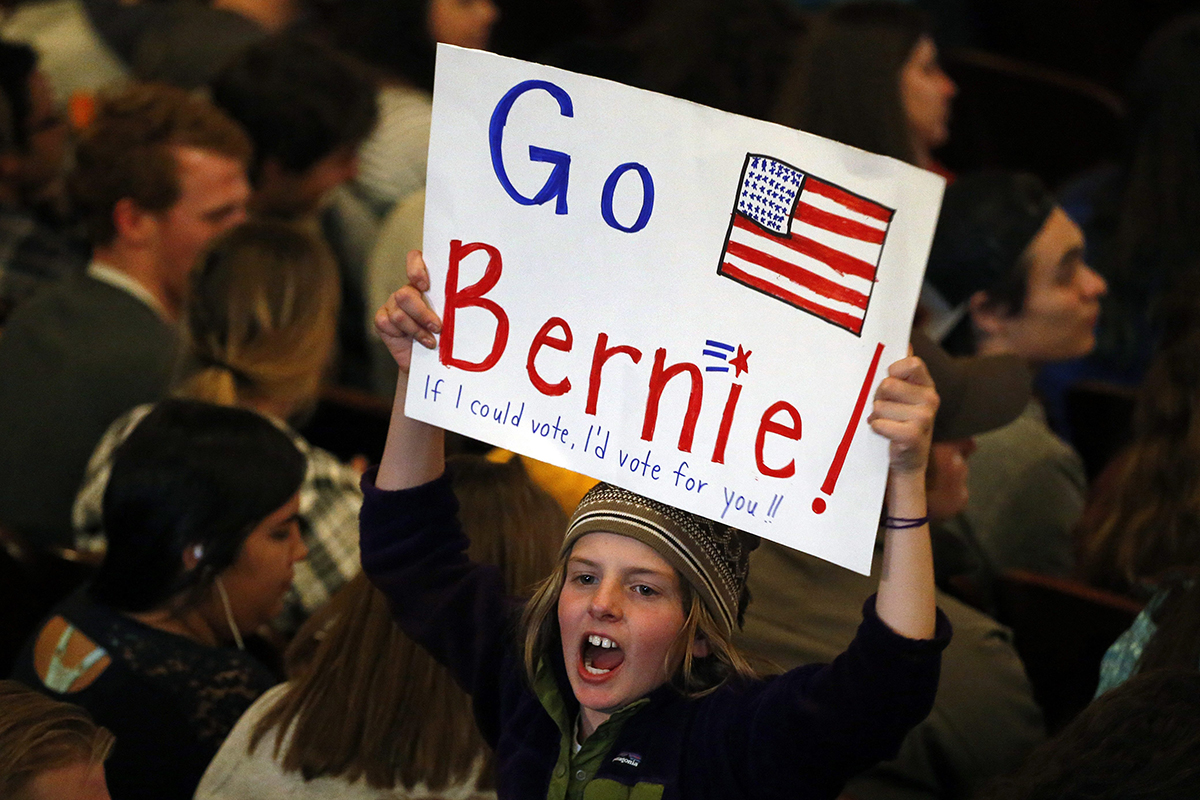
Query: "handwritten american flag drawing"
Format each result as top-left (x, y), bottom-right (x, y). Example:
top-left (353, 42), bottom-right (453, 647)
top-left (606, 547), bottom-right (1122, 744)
top-left (717, 154), bottom-right (895, 336)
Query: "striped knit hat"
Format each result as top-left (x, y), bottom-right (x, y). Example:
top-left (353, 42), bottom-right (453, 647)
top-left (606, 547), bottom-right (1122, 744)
top-left (562, 484), bottom-right (757, 635)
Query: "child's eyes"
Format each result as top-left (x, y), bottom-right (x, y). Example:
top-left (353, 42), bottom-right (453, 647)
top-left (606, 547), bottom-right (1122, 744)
top-left (564, 571), bottom-right (663, 596)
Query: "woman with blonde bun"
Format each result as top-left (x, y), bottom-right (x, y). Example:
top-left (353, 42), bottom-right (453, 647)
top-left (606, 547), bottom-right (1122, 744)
top-left (73, 219), bottom-right (360, 636)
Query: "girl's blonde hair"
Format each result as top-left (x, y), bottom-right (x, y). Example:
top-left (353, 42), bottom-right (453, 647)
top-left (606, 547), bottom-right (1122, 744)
top-left (177, 220), bottom-right (340, 418)
top-left (520, 543), bottom-right (758, 698)
top-left (251, 456), bottom-right (565, 790)
top-left (0, 680), bottom-right (115, 799)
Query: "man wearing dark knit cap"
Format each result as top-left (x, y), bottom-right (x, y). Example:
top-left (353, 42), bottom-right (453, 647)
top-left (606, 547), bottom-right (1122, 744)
top-left (921, 171), bottom-right (1107, 599)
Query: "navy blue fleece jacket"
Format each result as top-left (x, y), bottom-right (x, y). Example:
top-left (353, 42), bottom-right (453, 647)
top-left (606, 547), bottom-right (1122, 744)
top-left (360, 471), bottom-right (951, 800)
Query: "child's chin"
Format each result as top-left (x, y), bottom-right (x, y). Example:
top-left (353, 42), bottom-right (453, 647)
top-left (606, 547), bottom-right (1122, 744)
top-left (573, 674), bottom-right (622, 703)
top-left (578, 692), bottom-right (628, 716)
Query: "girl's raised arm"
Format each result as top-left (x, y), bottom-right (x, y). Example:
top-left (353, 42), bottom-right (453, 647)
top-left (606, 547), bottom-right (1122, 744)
top-left (374, 250), bottom-right (446, 491)
top-left (867, 355), bottom-right (939, 640)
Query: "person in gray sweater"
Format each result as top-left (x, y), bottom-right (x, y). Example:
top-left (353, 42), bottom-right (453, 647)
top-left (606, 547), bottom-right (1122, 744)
top-left (922, 171), bottom-right (1107, 602)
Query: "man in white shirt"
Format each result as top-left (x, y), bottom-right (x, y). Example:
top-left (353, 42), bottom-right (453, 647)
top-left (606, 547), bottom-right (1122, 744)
top-left (0, 83), bottom-right (250, 549)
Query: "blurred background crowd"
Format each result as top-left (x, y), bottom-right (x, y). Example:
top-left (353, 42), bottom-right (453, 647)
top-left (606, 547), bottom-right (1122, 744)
top-left (2, 0), bottom-right (1200, 798)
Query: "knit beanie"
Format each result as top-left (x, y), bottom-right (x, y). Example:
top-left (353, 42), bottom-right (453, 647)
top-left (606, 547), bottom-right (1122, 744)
top-left (562, 483), bottom-right (758, 636)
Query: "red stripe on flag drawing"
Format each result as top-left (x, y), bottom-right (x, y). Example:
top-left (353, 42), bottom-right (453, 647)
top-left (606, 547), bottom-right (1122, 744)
top-left (732, 215), bottom-right (877, 281)
top-left (725, 239), bottom-right (869, 309)
top-left (720, 261), bottom-right (866, 335)
top-left (718, 156), bottom-right (895, 335)
top-left (803, 178), bottom-right (895, 223)
top-left (794, 201), bottom-right (887, 244)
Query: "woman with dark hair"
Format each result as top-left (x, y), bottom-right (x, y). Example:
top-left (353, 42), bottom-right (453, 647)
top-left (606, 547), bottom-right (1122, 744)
top-left (1076, 295), bottom-right (1200, 599)
top-left (977, 670), bottom-right (1200, 800)
top-left (195, 455), bottom-right (565, 799)
top-left (1073, 296), bottom-right (1200, 694)
top-left (11, 400), bottom-right (308, 800)
top-left (773, 0), bottom-right (956, 175)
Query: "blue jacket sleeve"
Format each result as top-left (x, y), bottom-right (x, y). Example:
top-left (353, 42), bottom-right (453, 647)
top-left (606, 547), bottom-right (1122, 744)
top-left (688, 597), bottom-right (952, 799)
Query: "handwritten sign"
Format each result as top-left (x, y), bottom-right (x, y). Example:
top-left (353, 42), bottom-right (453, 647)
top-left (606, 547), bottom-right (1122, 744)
top-left (407, 45), bottom-right (945, 574)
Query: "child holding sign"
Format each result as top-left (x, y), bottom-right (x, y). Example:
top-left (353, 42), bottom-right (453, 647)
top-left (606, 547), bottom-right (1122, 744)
top-left (363, 251), bottom-right (950, 800)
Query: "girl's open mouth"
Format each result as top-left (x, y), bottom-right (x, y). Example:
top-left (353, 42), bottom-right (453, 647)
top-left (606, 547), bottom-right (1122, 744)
top-left (581, 633), bottom-right (625, 677)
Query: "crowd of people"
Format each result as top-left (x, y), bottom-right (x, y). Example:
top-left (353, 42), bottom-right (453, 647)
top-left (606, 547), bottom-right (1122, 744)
top-left (1, 1), bottom-right (1199, 799)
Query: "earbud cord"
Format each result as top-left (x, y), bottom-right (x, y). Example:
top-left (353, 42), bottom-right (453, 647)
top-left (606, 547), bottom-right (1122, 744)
top-left (214, 576), bottom-right (245, 651)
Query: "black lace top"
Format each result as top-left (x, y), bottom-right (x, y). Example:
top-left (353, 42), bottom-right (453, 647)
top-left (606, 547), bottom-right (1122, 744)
top-left (11, 591), bottom-right (276, 800)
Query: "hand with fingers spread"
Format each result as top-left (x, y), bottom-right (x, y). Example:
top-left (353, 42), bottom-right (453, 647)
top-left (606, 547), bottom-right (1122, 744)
top-left (868, 355), bottom-right (939, 478)
top-left (375, 250), bottom-right (443, 373)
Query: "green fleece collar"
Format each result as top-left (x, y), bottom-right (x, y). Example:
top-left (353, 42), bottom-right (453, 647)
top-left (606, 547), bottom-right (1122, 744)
top-left (534, 657), bottom-right (650, 800)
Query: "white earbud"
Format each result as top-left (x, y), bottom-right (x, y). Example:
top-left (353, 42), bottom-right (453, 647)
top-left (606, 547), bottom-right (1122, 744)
top-left (215, 575), bottom-right (245, 651)
top-left (192, 544), bottom-right (204, 561)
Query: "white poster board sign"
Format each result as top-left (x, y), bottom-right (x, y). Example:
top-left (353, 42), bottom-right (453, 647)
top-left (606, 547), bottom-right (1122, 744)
top-left (407, 45), bottom-right (945, 574)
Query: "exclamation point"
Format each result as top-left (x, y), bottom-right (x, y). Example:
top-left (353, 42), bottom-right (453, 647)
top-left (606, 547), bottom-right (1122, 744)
top-left (812, 342), bottom-right (885, 514)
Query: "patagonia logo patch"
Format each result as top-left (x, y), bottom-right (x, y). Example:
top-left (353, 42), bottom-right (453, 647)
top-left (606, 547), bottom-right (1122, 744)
top-left (612, 752), bottom-right (642, 768)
